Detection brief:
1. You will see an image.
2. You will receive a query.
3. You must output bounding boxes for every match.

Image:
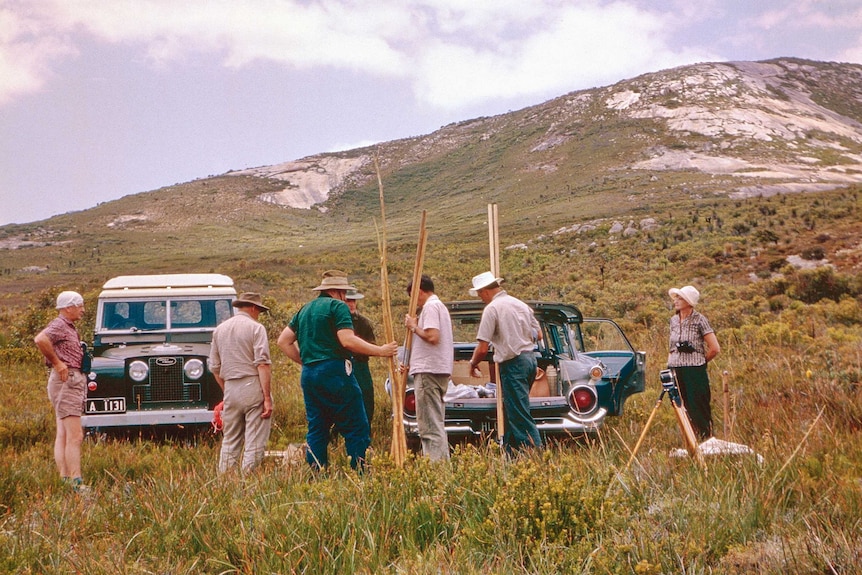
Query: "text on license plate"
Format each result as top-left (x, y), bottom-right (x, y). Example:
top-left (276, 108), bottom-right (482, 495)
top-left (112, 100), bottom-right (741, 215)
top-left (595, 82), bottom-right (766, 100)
top-left (86, 397), bottom-right (126, 414)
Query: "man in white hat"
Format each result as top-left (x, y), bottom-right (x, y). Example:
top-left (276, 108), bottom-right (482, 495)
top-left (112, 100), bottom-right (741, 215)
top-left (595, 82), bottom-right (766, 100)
top-left (667, 284), bottom-right (721, 441)
top-left (34, 290), bottom-right (89, 492)
top-left (278, 270), bottom-right (398, 471)
top-left (210, 292), bottom-right (273, 473)
top-left (467, 272), bottom-right (544, 454)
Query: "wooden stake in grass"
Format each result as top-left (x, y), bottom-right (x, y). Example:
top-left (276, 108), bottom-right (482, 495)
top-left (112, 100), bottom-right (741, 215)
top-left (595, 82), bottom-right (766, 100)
top-left (721, 369), bottom-right (731, 438)
top-left (487, 203), bottom-right (504, 441)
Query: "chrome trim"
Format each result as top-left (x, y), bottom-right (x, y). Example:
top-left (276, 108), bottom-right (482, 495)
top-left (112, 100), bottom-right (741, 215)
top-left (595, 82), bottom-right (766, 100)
top-left (82, 408), bottom-right (214, 428)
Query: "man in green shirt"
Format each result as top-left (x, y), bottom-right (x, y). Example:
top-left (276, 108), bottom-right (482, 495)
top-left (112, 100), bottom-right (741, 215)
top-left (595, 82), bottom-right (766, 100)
top-left (278, 271), bottom-right (397, 471)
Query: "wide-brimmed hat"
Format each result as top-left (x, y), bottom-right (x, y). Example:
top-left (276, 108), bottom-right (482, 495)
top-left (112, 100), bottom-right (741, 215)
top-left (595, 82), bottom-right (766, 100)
top-left (668, 285), bottom-right (700, 307)
top-left (469, 271), bottom-right (503, 297)
top-left (56, 291), bottom-right (84, 309)
top-left (312, 270), bottom-right (356, 292)
top-left (232, 292), bottom-right (270, 311)
top-left (345, 289), bottom-right (364, 300)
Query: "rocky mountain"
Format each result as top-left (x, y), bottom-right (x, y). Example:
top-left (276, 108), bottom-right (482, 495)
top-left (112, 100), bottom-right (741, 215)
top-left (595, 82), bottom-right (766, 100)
top-left (232, 58), bottom-right (862, 211)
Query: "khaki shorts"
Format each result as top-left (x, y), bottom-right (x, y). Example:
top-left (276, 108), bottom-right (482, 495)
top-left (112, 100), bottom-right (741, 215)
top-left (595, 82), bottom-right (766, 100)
top-left (47, 369), bottom-right (87, 419)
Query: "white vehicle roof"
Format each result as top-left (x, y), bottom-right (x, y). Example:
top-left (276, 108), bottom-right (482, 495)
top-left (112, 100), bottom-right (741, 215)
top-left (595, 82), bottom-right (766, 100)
top-left (99, 274), bottom-right (236, 299)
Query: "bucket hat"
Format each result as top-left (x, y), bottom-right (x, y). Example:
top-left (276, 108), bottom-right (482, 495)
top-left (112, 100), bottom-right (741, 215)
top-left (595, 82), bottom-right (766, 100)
top-left (345, 289), bottom-right (364, 300)
top-left (469, 271), bottom-right (504, 297)
top-left (232, 292), bottom-right (270, 311)
top-left (668, 285), bottom-right (700, 307)
top-left (312, 270), bottom-right (356, 292)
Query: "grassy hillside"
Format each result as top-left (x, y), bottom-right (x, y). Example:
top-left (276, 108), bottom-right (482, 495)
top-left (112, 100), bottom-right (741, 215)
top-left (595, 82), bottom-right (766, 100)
top-left (1, 186), bottom-right (860, 573)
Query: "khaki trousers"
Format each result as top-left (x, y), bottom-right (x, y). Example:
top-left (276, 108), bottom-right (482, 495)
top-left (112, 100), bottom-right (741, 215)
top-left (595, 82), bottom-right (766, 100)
top-left (414, 373), bottom-right (451, 462)
top-left (218, 375), bottom-right (271, 473)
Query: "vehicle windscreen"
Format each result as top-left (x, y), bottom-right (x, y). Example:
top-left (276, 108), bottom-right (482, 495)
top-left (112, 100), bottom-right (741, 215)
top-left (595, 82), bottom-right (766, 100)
top-left (100, 298), bottom-right (234, 331)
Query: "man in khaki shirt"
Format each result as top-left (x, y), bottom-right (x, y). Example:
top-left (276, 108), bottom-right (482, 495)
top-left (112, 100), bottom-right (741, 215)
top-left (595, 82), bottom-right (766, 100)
top-left (210, 292), bottom-right (273, 473)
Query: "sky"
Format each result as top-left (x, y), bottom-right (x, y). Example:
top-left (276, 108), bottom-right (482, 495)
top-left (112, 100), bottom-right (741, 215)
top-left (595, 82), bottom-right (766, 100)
top-left (1, 1), bottom-right (861, 226)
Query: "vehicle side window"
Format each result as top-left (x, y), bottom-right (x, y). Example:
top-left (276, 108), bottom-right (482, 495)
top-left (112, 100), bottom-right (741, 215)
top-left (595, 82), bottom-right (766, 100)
top-left (581, 320), bottom-right (632, 352)
top-left (543, 323), bottom-right (576, 359)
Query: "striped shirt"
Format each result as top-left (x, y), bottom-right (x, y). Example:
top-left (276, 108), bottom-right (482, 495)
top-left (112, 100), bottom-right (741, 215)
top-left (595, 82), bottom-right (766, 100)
top-left (667, 310), bottom-right (714, 368)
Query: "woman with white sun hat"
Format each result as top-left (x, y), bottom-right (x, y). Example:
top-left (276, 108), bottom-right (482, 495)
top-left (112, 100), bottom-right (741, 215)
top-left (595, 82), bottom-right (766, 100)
top-left (667, 284), bottom-right (721, 441)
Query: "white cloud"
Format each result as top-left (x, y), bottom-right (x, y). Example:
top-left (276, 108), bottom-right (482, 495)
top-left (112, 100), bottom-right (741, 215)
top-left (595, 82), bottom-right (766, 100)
top-left (0, 0), bottom-right (859, 112)
top-left (0, 5), bottom-right (75, 105)
top-left (412, 3), bottom-right (716, 109)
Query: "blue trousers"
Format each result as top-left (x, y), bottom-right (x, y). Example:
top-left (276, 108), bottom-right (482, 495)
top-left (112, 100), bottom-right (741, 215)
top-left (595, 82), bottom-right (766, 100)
top-left (500, 352), bottom-right (543, 453)
top-left (301, 358), bottom-right (370, 470)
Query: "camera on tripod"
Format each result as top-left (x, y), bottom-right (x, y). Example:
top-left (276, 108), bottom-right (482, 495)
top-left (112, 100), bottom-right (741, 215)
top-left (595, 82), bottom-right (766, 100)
top-left (659, 368), bottom-right (677, 391)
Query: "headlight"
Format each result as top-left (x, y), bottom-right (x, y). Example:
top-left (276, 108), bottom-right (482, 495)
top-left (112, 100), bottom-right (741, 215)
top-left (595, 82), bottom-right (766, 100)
top-left (129, 360), bottom-right (149, 382)
top-left (184, 358), bottom-right (204, 380)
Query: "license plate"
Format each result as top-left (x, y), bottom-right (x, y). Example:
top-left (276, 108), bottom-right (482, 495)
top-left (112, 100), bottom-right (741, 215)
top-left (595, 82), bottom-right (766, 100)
top-left (86, 397), bottom-right (126, 414)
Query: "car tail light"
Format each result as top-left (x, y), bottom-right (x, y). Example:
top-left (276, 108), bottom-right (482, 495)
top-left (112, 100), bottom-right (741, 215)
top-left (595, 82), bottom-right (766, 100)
top-left (88, 381), bottom-right (97, 391)
top-left (403, 389), bottom-right (416, 416)
top-left (568, 385), bottom-right (598, 415)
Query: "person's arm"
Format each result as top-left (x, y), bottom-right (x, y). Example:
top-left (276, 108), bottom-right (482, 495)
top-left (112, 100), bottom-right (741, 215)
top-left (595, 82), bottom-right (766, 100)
top-left (277, 326), bottom-right (302, 364)
top-left (405, 314), bottom-right (440, 345)
top-left (34, 331), bottom-right (69, 382)
top-left (337, 329), bottom-right (398, 357)
top-left (704, 332), bottom-right (720, 362)
top-left (469, 340), bottom-right (490, 378)
top-left (257, 363), bottom-right (273, 418)
top-left (211, 367), bottom-right (225, 391)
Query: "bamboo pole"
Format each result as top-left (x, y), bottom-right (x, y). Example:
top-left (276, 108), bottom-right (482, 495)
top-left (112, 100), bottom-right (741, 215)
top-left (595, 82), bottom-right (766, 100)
top-left (374, 156), bottom-right (406, 465)
top-left (488, 203), bottom-right (504, 440)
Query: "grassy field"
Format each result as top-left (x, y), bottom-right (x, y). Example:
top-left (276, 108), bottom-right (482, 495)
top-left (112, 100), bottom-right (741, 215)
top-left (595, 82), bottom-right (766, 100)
top-left (1, 188), bottom-right (861, 573)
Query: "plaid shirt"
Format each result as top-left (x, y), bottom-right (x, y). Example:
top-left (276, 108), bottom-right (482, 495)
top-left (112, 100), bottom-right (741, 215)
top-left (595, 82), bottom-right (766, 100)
top-left (667, 310), bottom-right (714, 368)
top-left (41, 316), bottom-right (83, 369)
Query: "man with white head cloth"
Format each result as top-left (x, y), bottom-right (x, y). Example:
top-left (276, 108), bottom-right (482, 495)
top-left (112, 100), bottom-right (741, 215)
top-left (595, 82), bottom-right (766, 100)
top-left (34, 290), bottom-right (89, 492)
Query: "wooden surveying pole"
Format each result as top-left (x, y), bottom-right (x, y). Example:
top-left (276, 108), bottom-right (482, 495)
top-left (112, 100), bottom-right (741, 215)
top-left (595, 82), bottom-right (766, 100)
top-left (488, 203), bottom-right (504, 440)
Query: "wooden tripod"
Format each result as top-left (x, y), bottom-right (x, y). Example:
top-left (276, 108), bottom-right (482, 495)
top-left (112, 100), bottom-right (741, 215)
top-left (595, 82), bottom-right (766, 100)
top-left (622, 374), bottom-right (705, 473)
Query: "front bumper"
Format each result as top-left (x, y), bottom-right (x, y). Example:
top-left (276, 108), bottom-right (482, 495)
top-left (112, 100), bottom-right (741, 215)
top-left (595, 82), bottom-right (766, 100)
top-left (82, 407), bottom-right (215, 429)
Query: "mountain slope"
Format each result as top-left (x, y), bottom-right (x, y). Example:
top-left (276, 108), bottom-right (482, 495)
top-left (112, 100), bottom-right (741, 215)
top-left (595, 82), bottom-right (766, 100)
top-left (1, 58), bottom-right (861, 306)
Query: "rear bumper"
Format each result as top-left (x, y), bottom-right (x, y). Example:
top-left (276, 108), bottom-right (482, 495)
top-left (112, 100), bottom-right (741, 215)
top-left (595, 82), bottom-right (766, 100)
top-left (82, 408), bottom-right (214, 429)
top-left (404, 407), bottom-right (607, 440)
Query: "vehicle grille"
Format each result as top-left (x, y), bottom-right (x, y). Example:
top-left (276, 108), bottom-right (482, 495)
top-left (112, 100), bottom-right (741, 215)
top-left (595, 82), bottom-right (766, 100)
top-left (132, 356), bottom-right (202, 404)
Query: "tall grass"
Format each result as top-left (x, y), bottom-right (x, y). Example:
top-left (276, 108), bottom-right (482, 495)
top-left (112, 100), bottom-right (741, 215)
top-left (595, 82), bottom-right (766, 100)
top-left (2, 336), bottom-right (860, 574)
